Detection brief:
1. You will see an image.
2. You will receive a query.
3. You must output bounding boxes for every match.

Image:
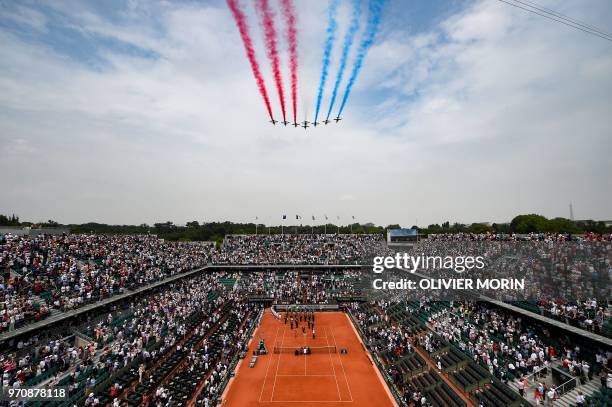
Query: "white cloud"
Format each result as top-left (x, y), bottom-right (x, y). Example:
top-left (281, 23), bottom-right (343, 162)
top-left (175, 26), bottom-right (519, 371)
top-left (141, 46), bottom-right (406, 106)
top-left (0, 5), bottom-right (48, 32)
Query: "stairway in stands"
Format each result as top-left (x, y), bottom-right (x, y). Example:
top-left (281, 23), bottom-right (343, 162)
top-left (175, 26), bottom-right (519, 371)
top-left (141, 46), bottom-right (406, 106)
top-left (553, 379), bottom-right (601, 407)
top-left (506, 360), bottom-right (602, 407)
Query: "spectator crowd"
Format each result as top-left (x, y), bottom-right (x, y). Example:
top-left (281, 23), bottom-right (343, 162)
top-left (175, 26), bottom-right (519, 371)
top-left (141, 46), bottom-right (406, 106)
top-left (0, 230), bottom-right (610, 406)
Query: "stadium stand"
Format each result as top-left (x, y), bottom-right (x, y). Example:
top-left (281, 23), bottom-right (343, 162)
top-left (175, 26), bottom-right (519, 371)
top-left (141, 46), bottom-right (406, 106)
top-left (1, 231), bottom-right (610, 406)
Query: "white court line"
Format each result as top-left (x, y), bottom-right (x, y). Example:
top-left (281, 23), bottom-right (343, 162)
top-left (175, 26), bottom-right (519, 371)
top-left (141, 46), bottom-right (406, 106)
top-left (324, 326), bottom-right (342, 401)
top-left (304, 325), bottom-right (307, 375)
top-left (266, 401), bottom-right (355, 403)
top-left (276, 374), bottom-right (336, 377)
top-left (258, 324), bottom-right (281, 402)
top-left (330, 324), bottom-right (353, 402)
top-left (270, 323), bottom-right (287, 402)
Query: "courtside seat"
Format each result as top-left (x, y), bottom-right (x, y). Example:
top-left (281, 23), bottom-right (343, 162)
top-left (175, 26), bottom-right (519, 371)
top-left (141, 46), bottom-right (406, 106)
top-left (425, 382), bottom-right (466, 407)
top-left (439, 382), bottom-right (467, 407)
top-left (439, 347), bottom-right (470, 372)
top-left (450, 362), bottom-right (489, 393)
top-left (473, 380), bottom-right (525, 407)
top-left (406, 370), bottom-right (443, 392)
top-left (393, 353), bottom-right (426, 379)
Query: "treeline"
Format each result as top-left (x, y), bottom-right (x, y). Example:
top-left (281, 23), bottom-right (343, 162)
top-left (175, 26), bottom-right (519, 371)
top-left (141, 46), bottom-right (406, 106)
top-left (66, 221), bottom-right (385, 243)
top-left (0, 214), bottom-right (20, 226)
top-left (1, 214), bottom-right (610, 241)
top-left (425, 214), bottom-right (610, 235)
top-left (509, 214), bottom-right (610, 234)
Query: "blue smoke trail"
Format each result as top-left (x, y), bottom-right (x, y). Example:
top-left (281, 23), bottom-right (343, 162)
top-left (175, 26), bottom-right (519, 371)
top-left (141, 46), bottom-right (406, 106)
top-left (325, 0), bottom-right (361, 122)
top-left (337, 0), bottom-right (386, 118)
top-left (314, 0), bottom-right (340, 124)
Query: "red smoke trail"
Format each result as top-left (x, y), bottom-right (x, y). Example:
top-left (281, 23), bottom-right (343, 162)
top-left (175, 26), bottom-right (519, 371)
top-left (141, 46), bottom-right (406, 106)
top-left (227, 0), bottom-right (274, 120)
top-left (281, 0), bottom-right (298, 124)
top-left (256, 0), bottom-right (287, 123)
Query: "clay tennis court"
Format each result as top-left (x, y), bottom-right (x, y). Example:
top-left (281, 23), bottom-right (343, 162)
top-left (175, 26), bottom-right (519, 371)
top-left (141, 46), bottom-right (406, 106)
top-left (222, 310), bottom-right (397, 407)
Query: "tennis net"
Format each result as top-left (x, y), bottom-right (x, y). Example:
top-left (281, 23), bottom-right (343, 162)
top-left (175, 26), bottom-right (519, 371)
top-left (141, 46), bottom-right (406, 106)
top-left (273, 345), bottom-right (337, 354)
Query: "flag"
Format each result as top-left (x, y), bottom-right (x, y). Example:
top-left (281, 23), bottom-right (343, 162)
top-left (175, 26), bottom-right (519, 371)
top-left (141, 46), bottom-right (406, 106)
top-left (255, 216), bottom-right (258, 220)
top-left (325, 215), bottom-right (328, 220)
top-left (296, 215), bottom-right (301, 220)
top-left (282, 215), bottom-right (287, 220)
top-left (312, 215), bottom-right (315, 221)
top-left (352, 216), bottom-right (355, 220)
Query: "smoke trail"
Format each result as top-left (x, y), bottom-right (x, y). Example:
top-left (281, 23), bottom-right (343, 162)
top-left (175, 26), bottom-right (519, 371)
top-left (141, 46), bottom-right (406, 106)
top-left (280, 0), bottom-right (298, 125)
top-left (325, 0), bottom-right (361, 121)
top-left (313, 0), bottom-right (340, 124)
top-left (256, 0), bottom-right (287, 123)
top-left (337, 0), bottom-right (386, 117)
top-left (301, 84), bottom-right (310, 125)
top-left (227, 0), bottom-right (274, 120)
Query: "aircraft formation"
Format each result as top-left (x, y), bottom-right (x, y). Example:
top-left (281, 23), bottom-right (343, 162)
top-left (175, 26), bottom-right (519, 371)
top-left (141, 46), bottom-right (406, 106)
top-left (269, 116), bottom-right (341, 130)
top-left (227, 0), bottom-right (386, 130)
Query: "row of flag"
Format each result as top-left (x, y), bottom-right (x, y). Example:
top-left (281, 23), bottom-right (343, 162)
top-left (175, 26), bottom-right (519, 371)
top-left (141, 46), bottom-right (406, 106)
top-left (255, 215), bottom-right (356, 221)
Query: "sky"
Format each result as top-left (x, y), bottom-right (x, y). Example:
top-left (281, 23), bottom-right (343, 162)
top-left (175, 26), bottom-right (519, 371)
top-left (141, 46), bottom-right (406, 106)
top-left (0, 0), bottom-right (611, 227)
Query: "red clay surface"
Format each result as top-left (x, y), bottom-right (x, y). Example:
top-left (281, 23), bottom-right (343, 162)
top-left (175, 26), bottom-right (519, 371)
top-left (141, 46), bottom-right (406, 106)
top-left (222, 310), bottom-right (396, 407)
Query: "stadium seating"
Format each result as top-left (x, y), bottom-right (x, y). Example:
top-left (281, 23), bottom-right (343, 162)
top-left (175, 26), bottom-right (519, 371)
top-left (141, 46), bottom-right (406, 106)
top-left (425, 382), bottom-right (467, 407)
top-left (474, 380), bottom-right (526, 407)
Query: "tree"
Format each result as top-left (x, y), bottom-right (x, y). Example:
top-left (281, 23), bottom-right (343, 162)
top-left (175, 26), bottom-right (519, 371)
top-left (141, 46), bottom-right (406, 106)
top-left (0, 214), bottom-right (20, 226)
top-left (154, 221), bottom-right (175, 228)
top-left (576, 220), bottom-right (609, 234)
top-left (468, 223), bottom-right (493, 234)
top-left (186, 221), bottom-right (200, 228)
top-left (492, 223), bottom-right (511, 233)
top-left (510, 214), bottom-right (549, 233)
top-left (427, 224), bottom-right (442, 233)
top-left (451, 223), bottom-right (466, 232)
top-left (547, 217), bottom-right (579, 234)
top-left (37, 219), bottom-right (59, 227)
